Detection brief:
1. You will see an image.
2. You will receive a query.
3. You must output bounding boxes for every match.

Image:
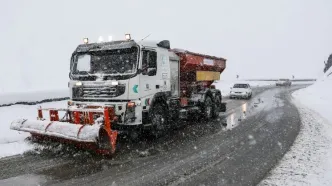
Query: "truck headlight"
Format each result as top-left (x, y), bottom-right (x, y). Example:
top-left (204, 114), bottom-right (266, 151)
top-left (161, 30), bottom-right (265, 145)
top-left (75, 81), bottom-right (83, 86)
top-left (111, 81), bottom-right (119, 86)
top-left (125, 102), bottom-right (136, 122)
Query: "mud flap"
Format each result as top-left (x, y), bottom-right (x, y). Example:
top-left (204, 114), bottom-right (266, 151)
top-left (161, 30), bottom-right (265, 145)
top-left (98, 128), bottom-right (118, 154)
top-left (220, 102), bottom-right (227, 112)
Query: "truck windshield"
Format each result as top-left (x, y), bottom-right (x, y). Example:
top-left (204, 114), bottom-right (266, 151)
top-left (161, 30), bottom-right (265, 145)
top-left (72, 47), bottom-right (138, 75)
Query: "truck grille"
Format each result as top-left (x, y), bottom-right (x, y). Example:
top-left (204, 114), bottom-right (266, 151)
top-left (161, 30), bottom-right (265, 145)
top-left (73, 85), bottom-right (125, 99)
top-left (83, 87), bottom-right (116, 97)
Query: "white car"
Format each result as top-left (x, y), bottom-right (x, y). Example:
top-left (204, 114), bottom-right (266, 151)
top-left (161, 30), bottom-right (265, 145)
top-left (230, 83), bottom-right (252, 99)
top-left (276, 79), bottom-right (292, 86)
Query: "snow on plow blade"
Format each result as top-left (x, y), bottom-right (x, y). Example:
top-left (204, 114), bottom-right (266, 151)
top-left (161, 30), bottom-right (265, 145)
top-left (10, 106), bottom-right (118, 155)
top-left (11, 119), bottom-right (99, 143)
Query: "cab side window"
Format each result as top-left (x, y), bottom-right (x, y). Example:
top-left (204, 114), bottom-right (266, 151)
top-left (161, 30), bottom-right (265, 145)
top-left (142, 50), bottom-right (157, 76)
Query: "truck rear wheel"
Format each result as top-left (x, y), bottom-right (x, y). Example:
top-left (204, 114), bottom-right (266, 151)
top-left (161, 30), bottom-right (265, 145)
top-left (202, 96), bottom-right (213, 120)
top-left (150, 103), bottom-right (168, 138)
top-left (212, 95), bottom-right (221, 118)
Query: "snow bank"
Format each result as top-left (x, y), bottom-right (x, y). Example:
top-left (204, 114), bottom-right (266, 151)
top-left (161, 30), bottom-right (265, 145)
top-left (259, 105), bottom-right (332, 186)
top-left (260, 68), bottom-right (332, 185)
top-left (0, 89), bottom-right (69, 106)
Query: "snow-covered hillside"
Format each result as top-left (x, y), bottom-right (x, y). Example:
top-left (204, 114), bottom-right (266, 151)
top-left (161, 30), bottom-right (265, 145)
top-left (260, 68), bottom-right (332, 185)
top-left (293, 68), bottom-right (332, 122)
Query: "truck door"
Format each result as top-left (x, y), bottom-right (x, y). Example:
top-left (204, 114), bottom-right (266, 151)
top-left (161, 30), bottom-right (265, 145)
top-left (139, 48), bottom-right (170, 100)
top-left (139, 49), bottom-right (158, 100)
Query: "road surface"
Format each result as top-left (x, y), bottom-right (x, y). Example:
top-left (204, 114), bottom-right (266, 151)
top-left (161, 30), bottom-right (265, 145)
top-left (0, 85), bottom-right (306, 186)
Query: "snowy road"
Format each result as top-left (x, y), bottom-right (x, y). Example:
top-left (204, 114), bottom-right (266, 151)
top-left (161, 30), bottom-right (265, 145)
top-left (0, 85), bottom-right (308, 186)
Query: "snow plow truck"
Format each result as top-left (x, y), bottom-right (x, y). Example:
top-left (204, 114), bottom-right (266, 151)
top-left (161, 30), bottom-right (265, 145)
top-left (10, 35), bottom-right (227, 155)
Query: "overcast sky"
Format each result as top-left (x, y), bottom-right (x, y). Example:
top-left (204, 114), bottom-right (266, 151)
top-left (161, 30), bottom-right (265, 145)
top-left (1, 0), bottom-right (331, 92)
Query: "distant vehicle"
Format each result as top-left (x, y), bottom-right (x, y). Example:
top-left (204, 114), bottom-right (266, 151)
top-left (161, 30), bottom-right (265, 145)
top-left (230, 83), bottom-right (252, 99)
top-left (276, 79), bottom-right (292, 86)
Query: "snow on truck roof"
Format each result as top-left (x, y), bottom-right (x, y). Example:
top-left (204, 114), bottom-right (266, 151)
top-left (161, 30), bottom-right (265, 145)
top-left (74, 40), bottom-right (226, 61)
top-left (75, 40), bottom-right (137, 53)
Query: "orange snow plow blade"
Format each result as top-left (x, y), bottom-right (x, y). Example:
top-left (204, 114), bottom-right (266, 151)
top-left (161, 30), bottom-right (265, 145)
top-left (10, 106), bottom-right (118, 155)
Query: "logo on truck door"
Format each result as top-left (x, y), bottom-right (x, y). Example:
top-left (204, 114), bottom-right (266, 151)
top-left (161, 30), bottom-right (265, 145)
top-left (133, 85), bottom-right (138, 93)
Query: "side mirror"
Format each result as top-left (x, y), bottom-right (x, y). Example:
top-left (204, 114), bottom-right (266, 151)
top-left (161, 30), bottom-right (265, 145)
top-left (147, 68), bottom-right (157, 76)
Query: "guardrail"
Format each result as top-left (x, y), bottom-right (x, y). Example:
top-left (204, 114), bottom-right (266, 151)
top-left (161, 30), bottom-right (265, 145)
top-left (0, 97), bottom-right (69, 108)
top-left (244, 79), bottom-right (316, 82)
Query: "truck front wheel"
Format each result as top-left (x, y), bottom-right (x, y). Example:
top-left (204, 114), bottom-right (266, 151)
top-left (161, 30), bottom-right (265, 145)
top-left (150, 103), bottom-right (168, 138)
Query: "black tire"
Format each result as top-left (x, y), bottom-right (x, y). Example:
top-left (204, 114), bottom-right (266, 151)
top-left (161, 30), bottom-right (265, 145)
top-left (246, 93), bottom-right (251, 100)
top-left (150, 103), bottom-right (168, 138)
top-left (212, 95), bottom-right (222, 118)
top-left (202, 96), bottom-right (213, 120)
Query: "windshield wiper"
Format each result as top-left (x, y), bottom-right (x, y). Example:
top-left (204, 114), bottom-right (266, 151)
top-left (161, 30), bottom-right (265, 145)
top-left (88, 45), bottom-right (101, 51)
top-left (101, 69), bottom-right (123, 75)
top-left (78, 71), bottom-right (95, 77)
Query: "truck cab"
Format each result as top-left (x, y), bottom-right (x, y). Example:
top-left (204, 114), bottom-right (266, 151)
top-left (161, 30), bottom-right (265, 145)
top-left (69, 39), bottom-right (174, 125)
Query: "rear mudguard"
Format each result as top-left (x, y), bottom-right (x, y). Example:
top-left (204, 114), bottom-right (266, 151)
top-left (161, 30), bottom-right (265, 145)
top-left (220, 102), bottom-right (227, 112)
